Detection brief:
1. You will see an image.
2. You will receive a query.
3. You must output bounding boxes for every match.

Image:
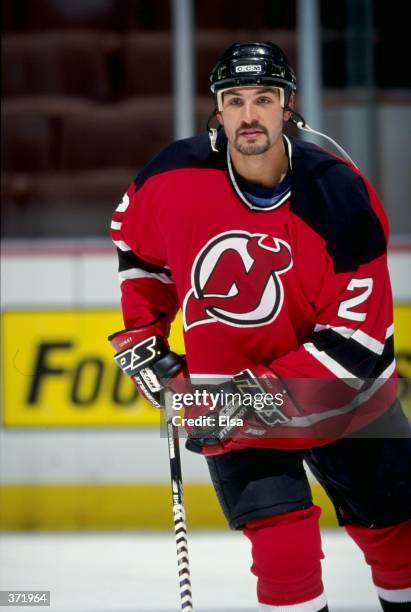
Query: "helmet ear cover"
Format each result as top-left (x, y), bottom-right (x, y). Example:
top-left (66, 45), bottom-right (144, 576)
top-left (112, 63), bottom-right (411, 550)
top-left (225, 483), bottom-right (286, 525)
top-left (216, 86), bottom-right (286, 112)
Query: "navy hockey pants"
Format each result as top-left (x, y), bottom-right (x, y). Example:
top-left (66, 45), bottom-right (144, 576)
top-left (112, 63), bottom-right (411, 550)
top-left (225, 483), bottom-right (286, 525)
top-left (206, 400), bottom-right (411, 530)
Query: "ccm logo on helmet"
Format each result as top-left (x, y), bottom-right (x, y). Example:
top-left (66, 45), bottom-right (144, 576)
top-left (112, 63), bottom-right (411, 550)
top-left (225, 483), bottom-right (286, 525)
top-left (235, 64), bottom-right (262, 73)
top-left (183, 231), bottom-right (293, 331)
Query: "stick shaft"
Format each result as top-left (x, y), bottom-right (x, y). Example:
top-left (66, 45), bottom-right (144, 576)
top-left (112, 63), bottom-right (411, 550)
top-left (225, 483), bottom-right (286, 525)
top-left (165, 390), bottom-right (194, 611)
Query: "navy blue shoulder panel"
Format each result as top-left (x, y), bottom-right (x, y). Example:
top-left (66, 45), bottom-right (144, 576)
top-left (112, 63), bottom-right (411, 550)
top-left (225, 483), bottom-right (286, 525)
top-left (134, 132), bottom-right (226, 191)
top-left (289, 137), bottom-right (387, 272)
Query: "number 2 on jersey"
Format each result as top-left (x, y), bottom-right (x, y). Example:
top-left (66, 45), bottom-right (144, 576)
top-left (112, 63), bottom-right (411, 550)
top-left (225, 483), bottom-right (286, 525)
top-left (337, 278), bottom-right (373, 322)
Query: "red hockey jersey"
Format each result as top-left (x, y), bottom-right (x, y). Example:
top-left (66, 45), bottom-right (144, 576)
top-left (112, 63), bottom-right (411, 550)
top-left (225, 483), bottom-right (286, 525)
top-left (111, 132), bottom-right (397, 450)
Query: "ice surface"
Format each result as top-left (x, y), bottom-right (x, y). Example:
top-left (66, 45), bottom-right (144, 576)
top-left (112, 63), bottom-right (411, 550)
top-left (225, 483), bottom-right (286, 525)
top-left (0, 531), bottom-right (380, 611)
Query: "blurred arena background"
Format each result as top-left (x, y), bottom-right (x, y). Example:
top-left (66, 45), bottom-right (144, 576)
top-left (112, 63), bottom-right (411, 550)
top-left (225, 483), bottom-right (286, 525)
top-left (1, 0), bottom-right (410, 538)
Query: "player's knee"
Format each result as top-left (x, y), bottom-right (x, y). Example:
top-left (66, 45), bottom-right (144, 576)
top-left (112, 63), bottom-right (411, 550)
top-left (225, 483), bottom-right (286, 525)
top-left (345, 519), bottom-right (411, 588)
top-left (243, 505), bottom-right (324, 605)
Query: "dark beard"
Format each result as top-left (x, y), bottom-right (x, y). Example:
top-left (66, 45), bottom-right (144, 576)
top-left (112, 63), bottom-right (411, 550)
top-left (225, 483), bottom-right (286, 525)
top-left (234, 140), bottom-right (271, 155)
top-left (234, 123), bottom-right (271, 155)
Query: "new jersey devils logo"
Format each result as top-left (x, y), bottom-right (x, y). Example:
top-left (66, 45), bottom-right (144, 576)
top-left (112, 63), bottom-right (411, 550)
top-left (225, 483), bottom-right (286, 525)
top-left (183, 231), bottom-right (293, 330)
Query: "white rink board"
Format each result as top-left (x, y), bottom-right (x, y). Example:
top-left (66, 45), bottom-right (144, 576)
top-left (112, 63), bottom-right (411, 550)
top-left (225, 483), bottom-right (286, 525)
top-left (0, 428), bottom-right (209, 483)
top-left (1, 243), bottom-right (410, 309)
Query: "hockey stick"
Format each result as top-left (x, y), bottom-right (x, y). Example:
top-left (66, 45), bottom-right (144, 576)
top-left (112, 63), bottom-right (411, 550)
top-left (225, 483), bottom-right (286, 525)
top-left (164, 389), bottom-right (194, 611)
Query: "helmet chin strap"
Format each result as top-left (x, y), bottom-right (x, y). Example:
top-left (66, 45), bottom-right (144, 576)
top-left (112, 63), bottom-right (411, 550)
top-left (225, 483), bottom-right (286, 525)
top-left (285, 108), bottom-right (358, 167)
top-left (207, 109), bottom-right (220, 152)
top-left (209, 128), bottom-right (219, 152)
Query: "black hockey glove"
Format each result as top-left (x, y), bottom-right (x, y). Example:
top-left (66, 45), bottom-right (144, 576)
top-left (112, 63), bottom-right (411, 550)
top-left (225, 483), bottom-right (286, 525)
top-left (185, 367), bottom-right (290, 455)
top-left (109, 321), bottom-right (187, 408)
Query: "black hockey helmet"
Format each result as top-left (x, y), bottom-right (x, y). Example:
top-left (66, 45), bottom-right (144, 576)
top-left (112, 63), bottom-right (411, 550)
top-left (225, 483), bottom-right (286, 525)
top-left (210, 42), bottom-right (297, 111)
top-left (207, 41), bottom-right (357, 164)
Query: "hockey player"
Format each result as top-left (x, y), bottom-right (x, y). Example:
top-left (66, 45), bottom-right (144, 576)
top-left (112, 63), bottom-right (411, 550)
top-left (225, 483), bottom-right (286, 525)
top-left (109, 42), bottom-right (411, 611)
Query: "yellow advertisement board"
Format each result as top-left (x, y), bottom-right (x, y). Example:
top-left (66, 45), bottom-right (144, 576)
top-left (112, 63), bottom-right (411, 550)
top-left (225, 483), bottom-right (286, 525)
top-left (394, 305), bottom-right (411, 416)
top-left (1, 309), bottom-right (184, 427)
top-left (1, 306), bottom-right (410, 427)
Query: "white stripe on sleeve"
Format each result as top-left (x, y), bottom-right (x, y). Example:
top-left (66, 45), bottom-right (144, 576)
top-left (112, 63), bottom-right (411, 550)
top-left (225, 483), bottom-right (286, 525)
top-left (304, 342), bottom-right (364, 389)
top-left (385, 323), bottom-right (394, 338)
top-left (113, 239), bottom-right (132, 252)
top-left (115, 193), bottom-right (130, 212)
top-left (119, 268), bottom-right (174, 284)
top-left (110, 221), bottom-right (122, 230)
top-left (314, 324), bottom-right (385, 355)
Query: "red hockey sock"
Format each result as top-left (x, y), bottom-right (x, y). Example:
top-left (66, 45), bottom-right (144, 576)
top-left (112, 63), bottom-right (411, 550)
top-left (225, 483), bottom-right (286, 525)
top-left (345, 519), bottom-right (411, 598)
top-left (243, 505), bottom-right (325, 607)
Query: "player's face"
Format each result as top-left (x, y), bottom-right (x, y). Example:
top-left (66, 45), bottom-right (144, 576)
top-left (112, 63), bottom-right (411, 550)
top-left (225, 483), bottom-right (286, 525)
top-left (217, 87), bottom-right (286, 156)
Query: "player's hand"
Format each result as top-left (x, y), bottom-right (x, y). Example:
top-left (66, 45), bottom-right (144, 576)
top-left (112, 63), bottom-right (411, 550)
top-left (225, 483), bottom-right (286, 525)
top-left (109, 322), bottom-right (187, 408)
top-left (185, 367), bottom-right (290, 455)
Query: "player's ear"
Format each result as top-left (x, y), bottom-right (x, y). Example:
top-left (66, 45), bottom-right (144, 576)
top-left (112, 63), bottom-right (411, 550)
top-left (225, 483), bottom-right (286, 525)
top-left (283, 94), bottom-right (295, 123)
top-left (216, 112), bottom-right (224, 126)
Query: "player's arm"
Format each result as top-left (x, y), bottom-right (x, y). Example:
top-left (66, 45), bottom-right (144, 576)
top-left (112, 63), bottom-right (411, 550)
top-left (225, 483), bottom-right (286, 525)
top-left (268, 249), bottom-right (394, 383)
top-left (109, 183), bottom-right (186, 406)
top-left (258, 172), bottom-right (396, 436)
top-left (267, 173), bottom-right (394, 399)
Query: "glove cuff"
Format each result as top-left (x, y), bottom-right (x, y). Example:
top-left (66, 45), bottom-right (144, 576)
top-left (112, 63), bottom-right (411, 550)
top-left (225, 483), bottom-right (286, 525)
top-left (109, 323), bottom-right (168, 353)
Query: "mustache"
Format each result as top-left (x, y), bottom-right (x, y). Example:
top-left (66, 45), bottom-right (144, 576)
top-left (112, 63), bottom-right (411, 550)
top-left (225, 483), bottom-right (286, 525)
top-left (236, 122), bottom-right (267, 137)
